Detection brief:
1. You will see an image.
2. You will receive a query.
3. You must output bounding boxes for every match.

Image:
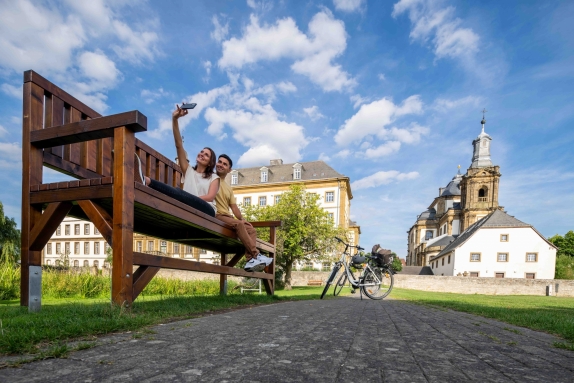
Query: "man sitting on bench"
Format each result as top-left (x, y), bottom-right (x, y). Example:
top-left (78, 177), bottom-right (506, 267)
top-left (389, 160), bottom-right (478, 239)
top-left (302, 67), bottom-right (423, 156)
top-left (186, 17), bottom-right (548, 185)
top-left (215, 154), bottom-right (273, 272)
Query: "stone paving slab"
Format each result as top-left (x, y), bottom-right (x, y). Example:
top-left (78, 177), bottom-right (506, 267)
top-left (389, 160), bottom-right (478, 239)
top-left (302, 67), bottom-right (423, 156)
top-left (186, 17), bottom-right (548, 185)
top-left (1, 296), bottom-right (573, 382)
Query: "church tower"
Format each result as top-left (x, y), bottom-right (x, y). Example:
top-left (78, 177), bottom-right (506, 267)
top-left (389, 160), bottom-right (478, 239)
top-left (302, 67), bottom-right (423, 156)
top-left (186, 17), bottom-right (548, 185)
top-left (459, 112), bottom-right (502, 231)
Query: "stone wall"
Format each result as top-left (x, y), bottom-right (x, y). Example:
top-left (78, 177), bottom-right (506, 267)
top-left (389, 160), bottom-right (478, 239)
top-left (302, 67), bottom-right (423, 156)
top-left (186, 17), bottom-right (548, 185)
top-left (153, 269), bottom-right (574, 297)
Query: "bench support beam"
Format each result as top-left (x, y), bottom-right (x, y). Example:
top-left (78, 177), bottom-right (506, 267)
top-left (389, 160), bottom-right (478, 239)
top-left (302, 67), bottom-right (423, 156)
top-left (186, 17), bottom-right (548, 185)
top-left (132, 266), bottom-right (160, 301)
top-left (78, 200), bottom-right (113, 245)
top-left (29, 202), bottom-right (73, 251)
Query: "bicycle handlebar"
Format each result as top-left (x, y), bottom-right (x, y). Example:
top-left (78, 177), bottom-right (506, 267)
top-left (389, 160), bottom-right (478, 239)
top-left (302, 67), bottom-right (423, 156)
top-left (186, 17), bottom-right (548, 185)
top-left (334, 237), bottom-right (364, 251)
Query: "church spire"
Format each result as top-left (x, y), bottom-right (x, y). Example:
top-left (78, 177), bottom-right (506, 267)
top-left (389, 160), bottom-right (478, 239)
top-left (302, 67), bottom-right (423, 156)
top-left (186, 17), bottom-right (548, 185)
top-left (470, 109), bottom-right (493, 168)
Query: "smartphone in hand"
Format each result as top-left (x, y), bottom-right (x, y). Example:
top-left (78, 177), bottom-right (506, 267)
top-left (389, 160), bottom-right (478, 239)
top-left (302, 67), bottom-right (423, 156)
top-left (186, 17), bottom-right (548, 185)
top-left (181, 103), bottom-right (197, 110)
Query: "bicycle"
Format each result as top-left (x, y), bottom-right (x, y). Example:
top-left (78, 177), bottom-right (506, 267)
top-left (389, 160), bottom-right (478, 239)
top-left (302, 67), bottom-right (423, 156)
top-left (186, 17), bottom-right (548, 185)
top-left (320, 237), bottom-right (394, 300)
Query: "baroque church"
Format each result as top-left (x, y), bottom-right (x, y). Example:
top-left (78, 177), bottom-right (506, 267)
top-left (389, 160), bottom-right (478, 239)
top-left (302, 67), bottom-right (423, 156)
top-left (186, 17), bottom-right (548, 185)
top-left (406, 116), bottom-right (556, 279)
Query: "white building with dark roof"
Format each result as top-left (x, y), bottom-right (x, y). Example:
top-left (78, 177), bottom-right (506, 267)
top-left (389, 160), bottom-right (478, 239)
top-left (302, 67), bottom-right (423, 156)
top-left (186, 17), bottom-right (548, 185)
top-left (407, 116), bottom-right (556, 279)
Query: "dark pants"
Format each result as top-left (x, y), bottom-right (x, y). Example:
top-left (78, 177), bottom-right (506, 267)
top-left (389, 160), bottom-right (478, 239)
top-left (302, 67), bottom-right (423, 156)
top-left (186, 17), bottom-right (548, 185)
top-left (148, 179), bottom-right (215, 217)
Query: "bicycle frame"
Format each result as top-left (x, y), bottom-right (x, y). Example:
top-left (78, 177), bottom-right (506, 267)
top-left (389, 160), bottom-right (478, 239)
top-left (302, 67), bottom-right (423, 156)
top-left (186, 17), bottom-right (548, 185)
top-left (335, 247), bottom-right (382, 289)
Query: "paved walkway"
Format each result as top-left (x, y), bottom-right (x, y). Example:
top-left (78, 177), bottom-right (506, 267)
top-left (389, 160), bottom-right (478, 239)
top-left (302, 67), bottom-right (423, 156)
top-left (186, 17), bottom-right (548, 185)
top-left (1, 295), bottom-right (573, 382)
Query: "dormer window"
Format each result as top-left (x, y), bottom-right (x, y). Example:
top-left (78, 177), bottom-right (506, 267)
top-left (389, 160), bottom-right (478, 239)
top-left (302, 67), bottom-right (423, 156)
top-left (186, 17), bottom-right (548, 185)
top-left (231, 171), bottom-right (238, 185)
top-left (260, 167), bottom-right (268, 183)
top-left (293, 163), bottom-right (302, 180)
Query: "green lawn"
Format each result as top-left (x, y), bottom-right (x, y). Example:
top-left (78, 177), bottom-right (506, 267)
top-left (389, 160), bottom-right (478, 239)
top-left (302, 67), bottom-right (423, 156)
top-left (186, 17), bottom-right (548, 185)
top-left (391, 288), bottom-right (574, 348)
top-left (0, 287), bottom-right (326, 357)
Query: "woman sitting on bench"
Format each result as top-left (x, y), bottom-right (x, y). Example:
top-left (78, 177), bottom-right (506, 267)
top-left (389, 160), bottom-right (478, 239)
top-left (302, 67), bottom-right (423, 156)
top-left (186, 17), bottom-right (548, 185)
top-left (134, 105), bottom-right (220, 217)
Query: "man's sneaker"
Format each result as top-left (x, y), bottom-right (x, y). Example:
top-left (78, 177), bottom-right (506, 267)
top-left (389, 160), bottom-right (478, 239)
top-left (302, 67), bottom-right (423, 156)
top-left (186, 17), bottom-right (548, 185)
top-left (244, 258), bottom-right (265, 272)
top-left (134, 153), bottom-right (145, 185)
top-left (256, 254), bottom-right (273, 266)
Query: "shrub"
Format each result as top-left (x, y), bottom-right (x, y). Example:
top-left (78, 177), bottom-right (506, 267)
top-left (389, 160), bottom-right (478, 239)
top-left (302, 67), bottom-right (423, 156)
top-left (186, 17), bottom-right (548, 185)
top-left (0, 263), bottom-right (20, 300)
top-left (555, 255), bottom-right (574, 280)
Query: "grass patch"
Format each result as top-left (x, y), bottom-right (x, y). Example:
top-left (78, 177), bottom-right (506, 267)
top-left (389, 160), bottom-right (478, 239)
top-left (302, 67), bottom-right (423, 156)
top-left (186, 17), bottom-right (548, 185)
top-left (0, 286), bottom-right (326, 356)
top-left (392, 288), bottom-right (574, 344)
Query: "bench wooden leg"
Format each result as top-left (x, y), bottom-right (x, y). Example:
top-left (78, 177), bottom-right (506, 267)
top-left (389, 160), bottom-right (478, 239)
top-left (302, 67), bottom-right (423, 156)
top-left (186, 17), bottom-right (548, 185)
top-left (220, 253), bottom-right (227, 296)
top-left (111, 126), bottom-right (135, 307)
top-left (132, 265), bottom-right (160, 301)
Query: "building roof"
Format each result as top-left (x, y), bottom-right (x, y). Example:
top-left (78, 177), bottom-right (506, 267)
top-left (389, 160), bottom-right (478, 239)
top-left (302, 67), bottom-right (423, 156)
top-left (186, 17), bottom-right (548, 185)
top-left (434, 210), bottom-right (541, 259)
top-left (417, 208), bottom-right (436, 221)
top-left (440, 173), bottom-right (462, 196)
top-left (426, 235), bottom-right (458, 248)
top-left (228, 160), bottom-right (345, 186)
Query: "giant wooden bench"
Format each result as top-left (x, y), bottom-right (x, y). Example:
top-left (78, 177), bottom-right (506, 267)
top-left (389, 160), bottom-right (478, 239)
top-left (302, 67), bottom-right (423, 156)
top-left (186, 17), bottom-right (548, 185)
top-left (20, 70), bottom-right (279, 311)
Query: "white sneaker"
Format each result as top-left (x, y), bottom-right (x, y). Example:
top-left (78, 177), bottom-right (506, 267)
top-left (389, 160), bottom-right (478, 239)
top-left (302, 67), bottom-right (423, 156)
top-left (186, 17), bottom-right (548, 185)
top-left (244, 258), bottom-right (265, 272)
top-left (257, 254), bottom-right (273, 266)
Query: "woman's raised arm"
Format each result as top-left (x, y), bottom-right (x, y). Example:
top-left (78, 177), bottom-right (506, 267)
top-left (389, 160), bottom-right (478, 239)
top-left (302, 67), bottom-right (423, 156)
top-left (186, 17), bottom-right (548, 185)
top-left (172, 106), bottom-right (189, 175)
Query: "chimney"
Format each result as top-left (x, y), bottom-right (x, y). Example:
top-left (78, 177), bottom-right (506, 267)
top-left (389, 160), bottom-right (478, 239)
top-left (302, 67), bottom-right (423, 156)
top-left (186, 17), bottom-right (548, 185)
top-left (270, 159), bottom-right (283, 166)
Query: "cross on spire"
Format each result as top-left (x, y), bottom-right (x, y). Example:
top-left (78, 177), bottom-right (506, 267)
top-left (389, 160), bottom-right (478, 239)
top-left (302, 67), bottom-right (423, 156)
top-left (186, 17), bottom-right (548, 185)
top-left (481, 108), bottom-right (487, 133)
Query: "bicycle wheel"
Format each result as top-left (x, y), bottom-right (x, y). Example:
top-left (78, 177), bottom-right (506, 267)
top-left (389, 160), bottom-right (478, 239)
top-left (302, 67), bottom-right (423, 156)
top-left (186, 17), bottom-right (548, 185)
top-left (320, 265), bottom-right (341, 299)
top-left (334, 273), bottom-right (348, 296)
top-left (361, 267), bottom-right (394, 300)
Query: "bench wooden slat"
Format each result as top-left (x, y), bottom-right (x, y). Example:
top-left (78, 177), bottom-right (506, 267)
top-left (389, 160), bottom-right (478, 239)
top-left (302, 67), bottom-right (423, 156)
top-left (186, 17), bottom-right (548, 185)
top-left (30, 111), bottom-right (148, 148)
top-left (30, 184), bottom-right (113, 204)
top-left (43, 151), bottom-right (102, 180)
top-left (133, 252), bottom-right (273, 280)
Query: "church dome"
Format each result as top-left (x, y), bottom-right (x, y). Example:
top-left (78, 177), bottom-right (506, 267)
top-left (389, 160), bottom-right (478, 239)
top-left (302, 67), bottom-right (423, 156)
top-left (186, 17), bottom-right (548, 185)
top-left (418, 208), bottom-right (436, 220)
top-left (441, 173), bottom-right (462, 196)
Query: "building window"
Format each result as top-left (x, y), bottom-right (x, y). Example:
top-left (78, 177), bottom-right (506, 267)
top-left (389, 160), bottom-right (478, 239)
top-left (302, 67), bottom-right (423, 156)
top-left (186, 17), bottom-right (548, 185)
top-left (104, 242), bottom-right (109, 253)
top-left (497, 253), bottom-right (508, 262)
top-left (294, 167), bottom-right (301, 180)
top-left (84, 242), bottom-right (90, 255)
top-left (325, 191), bottom-right (334, 202)
top-left (94, 242), bottom-right (100, 254)
top-left (136, 241), bottom-right (142, 252)
top-left (160, 241), bottom-right (167, 254)
top-left (65, 242), bottom-right (70, 254)
top-left (448, 255), bottom-right (451, 264)
top-left (526, 253), bottom-right (538, 262)
top-left (148, 241), bottom-right (154, 252)
top-left (200, 249), bottom-right (207, 254)
top-left (84, 260), bottom-right (89, 267)
top-left (71, 260), bottom-right (77, 267)
top-left (470, 253), bottom-right (481, 262)
top-left (74, 224), bottom-right (80, 235)
top-left (56, 243), bottom-right (61, 254)
top-left (55, 260), bottom-right (61, 266)
top-left (243, 197), bottom-right (251, 206)
top-left (470, 272), bottom-right (479, 277)
top-left (46, 259), bottom-right (52, 265)
top-left (495, 272), bottom-right (505, 278)
top-left (500, 234), bottom-right (509, 242)
top-left (441, 258), bottom-right (445, 266)
top-left (185, 245), bottom-right (192, 254)
top-left (261, 170), bottom-right (268, 183)
top-left (231, 173), bottom-right (238, 185)
top-left (65, 225), bottom-right (70, 235)
top-left (275, 195), bottom-right (281, 205)
top-left (56, 226), bottom-right (61, 236)
top-left (173, 243), bottom-right (180, 253)
top-left (425, 230), bottom-right (433, 240)
top-left (94, 227), bottom-right (100, 235)
top-left (74, 242), bottom-right (80, 254)
top-left (259, 196), bottom-right (267, 206)
top-left (84, 224), bottom-right (90, 235)
top-left (47, 243), bottom-right (52, 255)
top-left (104, 262), bottom-right (110, 268)
top-left (478, 187), bottom-right (488, 202)
top-left (94, 260), bottom-right (99, 268)
top-left (327, 212), bottom-right (334, 221)
top-left (525, 273), bottom-right (535, 279)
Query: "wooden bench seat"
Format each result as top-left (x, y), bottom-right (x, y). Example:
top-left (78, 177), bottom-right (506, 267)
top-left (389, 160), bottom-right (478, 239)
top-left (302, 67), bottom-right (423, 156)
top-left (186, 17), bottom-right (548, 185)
top-left (20, 70), bottom-right (279, 311)
top-left (307, 280), bottom-right (323, 286)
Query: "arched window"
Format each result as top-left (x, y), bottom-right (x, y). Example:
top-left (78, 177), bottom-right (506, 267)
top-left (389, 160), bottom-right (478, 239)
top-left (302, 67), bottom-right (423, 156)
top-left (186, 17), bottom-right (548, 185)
top-left (73, 260), bottom-right (79, 267)
top-left (478, 187), bottom-right (488, 201)
top-left (94, 260), bottom-right (99, 268)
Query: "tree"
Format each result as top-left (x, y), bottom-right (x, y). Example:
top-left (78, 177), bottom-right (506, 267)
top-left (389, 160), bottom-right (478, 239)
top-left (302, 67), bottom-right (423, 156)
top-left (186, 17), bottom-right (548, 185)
top-left (549, 231), bottom-right (574, 280)
top-left (391, 252), bottom-right (403, 272)
top-left (0, 201), bottom-right (20, 265)
top-left (242, 184), bottom-right (346, 289)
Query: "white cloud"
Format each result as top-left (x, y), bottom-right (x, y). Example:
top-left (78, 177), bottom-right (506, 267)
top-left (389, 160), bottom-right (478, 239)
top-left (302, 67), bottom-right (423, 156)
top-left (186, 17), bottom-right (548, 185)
top-left (334, 149), bottom-right (351, 159)
top-left (246, 0), bottom-right (273, 13)
top-left (203, 60), bottom-right (212, 76)
top-left (303, 106), bottom-right (325, 121)
top-left (276, 81), bottom-right (297, 93)
top-left (335, 95), bottom-right (423, 145)
top-left (433, 95), bottom-right (481, 112)
top-left (333, 0), bottom-right (364, 12)
top-left (78, 50), bottom-right (121, 87)
top-left (350, 94), bottom-right (370, 109)
top-left (141, 88), bottom-right (170, 104)
top-left (1, 84), bottom-right (21, 99)
top-left (218, 11), bottom-right (356, 92)
top-left (318, 152), bottom-right (331, 162)
top-left (364, 141), bottom-right (401, 158)
top-left (111, 20), bottom-right (160, 64)
top-left (378, 73), bottom-right (386, 81)
top-left (379, 123), bottom-right (430, 144)
top-left (0, 125), bottom-right (8, 137)
top-left (0, 142), bottom-right (21, 161)
top-left (211, 15), bottom-right (229, 43)
top-left (204, 104), bottom-right (308, 167)
top-left (351, 170), bottom-right (419, 190)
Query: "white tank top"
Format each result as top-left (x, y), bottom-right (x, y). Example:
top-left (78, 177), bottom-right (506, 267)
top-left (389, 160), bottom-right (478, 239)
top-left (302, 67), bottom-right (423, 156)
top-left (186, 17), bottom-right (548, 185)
top-left (181, 168), bottom-right (219, 212)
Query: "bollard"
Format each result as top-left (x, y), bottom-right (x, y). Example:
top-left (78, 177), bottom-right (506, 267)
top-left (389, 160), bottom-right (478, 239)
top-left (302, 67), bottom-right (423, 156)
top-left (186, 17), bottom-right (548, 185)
top-left (555, 283), bottom-right (559, 295)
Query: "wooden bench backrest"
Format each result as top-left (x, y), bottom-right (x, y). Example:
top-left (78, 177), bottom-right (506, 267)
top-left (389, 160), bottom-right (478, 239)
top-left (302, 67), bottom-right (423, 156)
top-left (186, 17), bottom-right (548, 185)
top-left (25, 70), bottom-right (183, 188)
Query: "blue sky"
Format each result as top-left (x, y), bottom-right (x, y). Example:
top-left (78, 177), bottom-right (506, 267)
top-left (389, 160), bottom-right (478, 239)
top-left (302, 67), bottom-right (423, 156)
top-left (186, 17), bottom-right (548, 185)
top-left (0, 0), bottom-right (573, 259)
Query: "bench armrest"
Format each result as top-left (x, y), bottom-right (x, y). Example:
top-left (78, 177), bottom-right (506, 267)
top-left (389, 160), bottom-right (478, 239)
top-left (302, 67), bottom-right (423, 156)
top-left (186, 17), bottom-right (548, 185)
top-left (249, 221), bottom-right (282, 228)
top-left (30, 110), bottom-right (147, 148)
